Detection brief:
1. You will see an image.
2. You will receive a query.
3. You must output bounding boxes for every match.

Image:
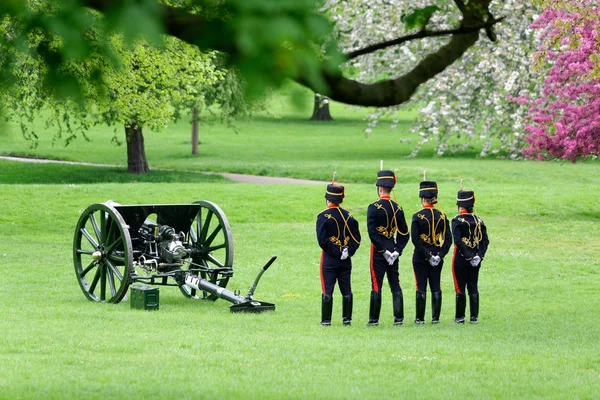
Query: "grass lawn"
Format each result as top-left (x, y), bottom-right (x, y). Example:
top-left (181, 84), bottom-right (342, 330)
top-left (0, 89), bottom-right (599, 398)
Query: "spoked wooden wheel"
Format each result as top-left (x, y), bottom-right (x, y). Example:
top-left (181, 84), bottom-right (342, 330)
top-left (179, 200), bottom-right (234, 300)
top-left (73, 202), bottom-right (133, 303)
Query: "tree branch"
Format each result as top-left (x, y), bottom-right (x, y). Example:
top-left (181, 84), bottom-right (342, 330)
top-left (345, 17), bottom-right (505, 60)
top-left (453, 0), bottom-right (466, 12)
top-left (302, 30), bottom-right (481, 107)
top-left (298, 0), bottom-right (499, 107)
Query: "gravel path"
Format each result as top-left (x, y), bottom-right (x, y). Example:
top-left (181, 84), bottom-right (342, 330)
top-left (0, 155), bottom-right (326, 184)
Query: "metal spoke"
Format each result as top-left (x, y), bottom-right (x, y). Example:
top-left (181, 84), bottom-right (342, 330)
top-left (89, 266), bottom-right (102, 295)
top-left (206, 253), bottom-right (225, 269)
top-left (199, 210), bottom-right (213, 243)
top-left (77, 249), bottom-right (95, 256)
top-left (81, 261), bottom-right (97, 278)
top-left (100, 262), bottom-right (107, 301)
top-left (105, 258), bottom-right (124, 281)
top-left (80, 227), bottom-right (99, 249)
top-left (189, 225), bottom-right (198, 244)
top-left (89, 212), bottom-right (102, 243)
top-left (105, 234), bottom-right (123, 254)
top-left (105, 216), bottom-right (115, 245)
top-left (106, 265), bottom-right (117, 297)
top-left (107, 253), bottom-right (125, 264)
top-left (195, 209), bottom-right (202, 242)
top-left (100, 211), bottom-right (107, 242)
top-left (204, 224), bottom-right (223, 247)
top-left (205, 243), bottom-right (226, 253)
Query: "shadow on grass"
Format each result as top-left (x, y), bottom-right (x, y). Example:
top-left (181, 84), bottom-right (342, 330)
top-left (0, 159), bottom-right (231, 184)
top-left (250, 115), bottom-right (413, 125)
top-left (578, 210), bottom-right (600, 220)
top-left (246, 117), bottom-right (504, 160)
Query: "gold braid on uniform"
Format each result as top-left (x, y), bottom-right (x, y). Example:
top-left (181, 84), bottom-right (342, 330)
top-left (417, 209), bottom-right (447, 247)
top-left (375, 200), bottom-right (408, 238)
top-left (457, 214), bottom-right (483, 248)
top-left (337, 208), bottom-right (361, 245)
top-left (324, 213), bottom-right (348, 247)
top-left (374, 203), bottom-right (393, 239)
top-left (392, 200), bottom-right (409, 237)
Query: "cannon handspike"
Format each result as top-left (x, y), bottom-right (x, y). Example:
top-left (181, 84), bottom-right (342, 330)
top-left (229, 256), bottom-right (278, 312)
top-left (246, 256), bottom-right (277, 299)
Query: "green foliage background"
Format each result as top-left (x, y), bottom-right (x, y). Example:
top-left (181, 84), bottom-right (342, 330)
top-left (0, 93), bottom-right (599, 398)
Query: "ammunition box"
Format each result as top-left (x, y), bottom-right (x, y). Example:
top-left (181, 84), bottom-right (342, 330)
top-left (130, 285), bottom-right (159, 310)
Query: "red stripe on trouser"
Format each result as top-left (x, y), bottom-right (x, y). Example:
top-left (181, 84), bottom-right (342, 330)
top-left (413, 250), bottom-right (418, 290)
top-left (370, 244), bottom-right (379, 293)
top-left (452, 246), bottom-right (460, 293)
top-left (320, 251), bottom-right (326, 294)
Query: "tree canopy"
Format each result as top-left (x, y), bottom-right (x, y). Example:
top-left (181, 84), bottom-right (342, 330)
top-left (1, 14), bottom-right (224, 172)
top-left (0, 0), bottom-right (503, 108)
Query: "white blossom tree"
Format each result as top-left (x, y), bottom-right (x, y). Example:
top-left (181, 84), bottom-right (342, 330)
top-left (323, 0), bottom-right (542, 158)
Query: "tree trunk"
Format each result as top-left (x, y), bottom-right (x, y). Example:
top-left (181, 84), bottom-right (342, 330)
top-left (310, 94), bottom-right (333, 121)
top-left (191, 106), bottom-right (199, 156)
top-left (125, 124), bottom-right (150, 174)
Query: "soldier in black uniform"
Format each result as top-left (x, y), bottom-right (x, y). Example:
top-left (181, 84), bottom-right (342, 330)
top-left (366, 170), bottom-right (410, 326)
top-left (411, 181), bottom-right (452, 324)
top-left (451, 189), bottom-right (489, 324)
top-left (316, 184), bottom-right (361, 326)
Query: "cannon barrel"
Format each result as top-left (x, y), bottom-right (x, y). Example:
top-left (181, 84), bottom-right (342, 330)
top-left (184, 257), bottom-right (277, 313)
top-left (185, 274), bottom-right (244, 304)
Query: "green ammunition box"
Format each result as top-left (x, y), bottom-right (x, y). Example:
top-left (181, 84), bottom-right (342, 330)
top-left (130, 285), bottom-right (160, 310)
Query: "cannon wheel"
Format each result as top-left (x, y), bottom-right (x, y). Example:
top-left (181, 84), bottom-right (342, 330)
top-left (180, 200), bottom-right (234, 300)
top-left (73, 202), bottom-right (133, 303)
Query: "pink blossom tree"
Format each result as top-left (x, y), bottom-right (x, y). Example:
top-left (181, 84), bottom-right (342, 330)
top-left (522, 1), bottom-right (600, 161)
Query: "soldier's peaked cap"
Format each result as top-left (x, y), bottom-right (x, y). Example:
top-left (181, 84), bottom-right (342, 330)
top-left (457, 190), bottom-right (475, 208)
top-left (419, 181), bottom-right (438, 198)
top-left (325, 184), bottom-right (344, 203)
top-left (376, 170), bottom-right (396, 188)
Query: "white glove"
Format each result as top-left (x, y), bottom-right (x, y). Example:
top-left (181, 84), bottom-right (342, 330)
top-left (383, 250), bottom-right (393, 264)
top-left (429, 255), bottom-right (441, 267)
top-left (341, 248), bottom-right (349, 260)
top-left (388, 251), bottom-right (400, 265)
top-left (470, 255), bottom-right (481, 267)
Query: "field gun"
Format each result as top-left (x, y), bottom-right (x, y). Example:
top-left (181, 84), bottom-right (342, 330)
top-left (72, 200), bottom-right (276, 312)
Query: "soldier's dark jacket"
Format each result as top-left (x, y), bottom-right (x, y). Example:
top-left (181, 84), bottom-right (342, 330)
top-left (411, 205), bottom-right (452, 262)
top-left (451, 212), bottom-right (489, 261)
top-left (367, 196), bottom-right (409, 255)
top-left (316, 205), bottom-right (361, 267)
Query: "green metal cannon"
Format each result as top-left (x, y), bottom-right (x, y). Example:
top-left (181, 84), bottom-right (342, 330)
top-left (72, 200), bottom-right (276, 312)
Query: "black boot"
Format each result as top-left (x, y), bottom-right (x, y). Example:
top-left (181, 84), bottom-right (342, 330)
top-left (469, 293), bottom-right (479, 323)
top-left (431, 291), bottom-right (442, 324)
top-left (392, 290), bottom-right (404, 325)
top-left (342, 294), bottom-right (353, 326)
top-left (366, 291), bottom-right (381, 326)
top-left (454, 293), bottom-right (466, 324)
top-left (415, 291), bottom-right (426, 324)
top-left (321, 294), bottom-right (333, 326)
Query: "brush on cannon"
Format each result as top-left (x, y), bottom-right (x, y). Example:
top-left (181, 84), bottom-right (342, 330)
top-left (72, 200), bottom-right (276, 312)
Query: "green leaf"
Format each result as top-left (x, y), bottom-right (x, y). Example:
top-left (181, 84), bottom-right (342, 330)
top-left (400, 5), bottom-right (440, 31)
